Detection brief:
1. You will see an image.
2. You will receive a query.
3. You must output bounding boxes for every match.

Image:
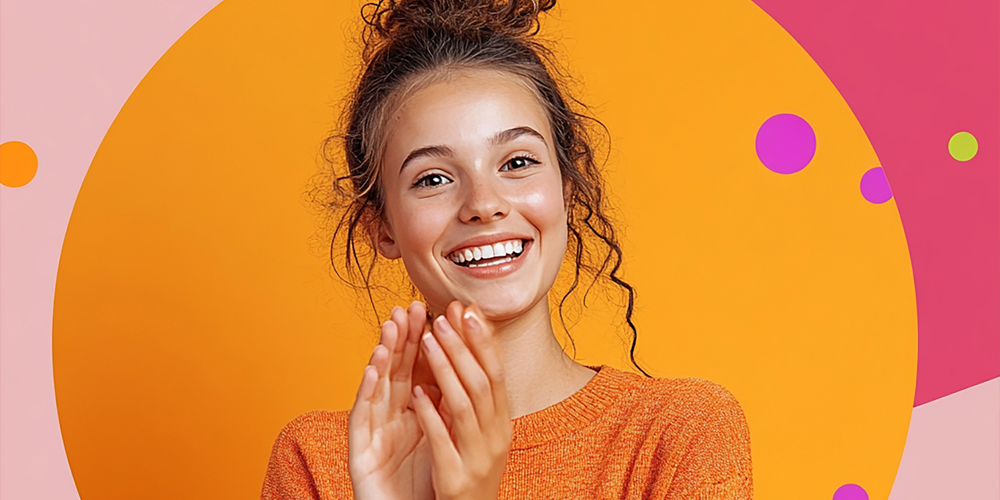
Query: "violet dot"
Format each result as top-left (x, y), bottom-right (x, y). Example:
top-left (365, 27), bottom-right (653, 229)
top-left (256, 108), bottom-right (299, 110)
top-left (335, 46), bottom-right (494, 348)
top-left (833, 484), bottom-right (868, 500)
top-left (755, 113), bottom-right (816, 174)
top-left (860, 167), bottom-right (893, 204)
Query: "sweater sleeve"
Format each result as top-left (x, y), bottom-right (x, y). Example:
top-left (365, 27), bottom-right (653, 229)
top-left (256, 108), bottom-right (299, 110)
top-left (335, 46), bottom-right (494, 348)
top-left (260, 420), bottom-right (322, 500)
top-left (655, 380), bottom-right (753, 500)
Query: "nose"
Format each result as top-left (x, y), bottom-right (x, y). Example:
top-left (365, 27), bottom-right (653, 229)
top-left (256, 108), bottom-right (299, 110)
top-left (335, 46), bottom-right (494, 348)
top-left (459, 175), bottom-right (510, 223)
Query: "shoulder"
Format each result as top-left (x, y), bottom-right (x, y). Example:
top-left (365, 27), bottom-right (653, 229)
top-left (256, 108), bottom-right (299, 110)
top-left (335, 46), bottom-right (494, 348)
top-left (629, 375), bottom-right (750, 450)
top-left (274, 409), bottom-right (350, 447)
top-left (269, 409), bottom-right (351, 468)
top-left (598, 367), bottom-right (750, 447)
top-left (635, 376), bottom-right (747, 430)
top-left (261, 410), bottom-right (351, 500)
top-left (628, 376), bottom-right (753, 497)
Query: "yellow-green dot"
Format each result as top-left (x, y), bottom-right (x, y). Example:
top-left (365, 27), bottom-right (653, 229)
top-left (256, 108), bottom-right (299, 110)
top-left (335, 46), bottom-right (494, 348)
top-left (948, 131), bottom-right (978, 162)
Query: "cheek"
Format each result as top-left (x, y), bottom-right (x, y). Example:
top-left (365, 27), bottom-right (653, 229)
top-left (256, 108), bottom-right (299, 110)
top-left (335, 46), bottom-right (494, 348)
top-left (388, 197), bottom-right (450, 260)
top-left (517, 176), bottom-right (569, 240)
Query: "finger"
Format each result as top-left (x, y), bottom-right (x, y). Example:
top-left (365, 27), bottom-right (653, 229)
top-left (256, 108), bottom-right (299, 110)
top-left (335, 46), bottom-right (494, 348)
top-left (369, 344), bottom-right (391, 429)
top-left (431, 315), bottom-right (496, 427)
top-left (390, 303), bottom-right (422, 388)
top-left (408, 301), bottom-right (430, 342)
top-left (462, 305), bottom-right (509, 421)
top-left (421, 327), bottom-right (481, 448)
top-left (409, 382), bottom-right (442, 410)
top-left (384, 308), bottom-right (406, 375)
top-left (384, 308), bottom-right (414, 411)
top-left (395, 301), bottom-right (426, 378)
top-left (374, 318), bottom-right (399, 416)
top-left (387, 306), bottom-right (407, 354)
top-left (424, 384), bottom-right (442, 406)
top-left (445, 300), bottom-right (466, 341)
top-left (411, 384), bottom-right (461, 472)
top-left (348, 364), bottom-right (378, 450)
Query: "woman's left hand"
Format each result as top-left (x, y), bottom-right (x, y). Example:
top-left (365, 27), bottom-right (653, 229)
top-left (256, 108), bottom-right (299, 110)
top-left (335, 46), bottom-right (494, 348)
top-left (410, 301), bottom-right (511, 500)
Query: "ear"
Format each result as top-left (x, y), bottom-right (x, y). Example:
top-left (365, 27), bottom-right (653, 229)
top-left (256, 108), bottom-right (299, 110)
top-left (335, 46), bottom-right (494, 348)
top-left (375, 218), bottom-right (402, 259)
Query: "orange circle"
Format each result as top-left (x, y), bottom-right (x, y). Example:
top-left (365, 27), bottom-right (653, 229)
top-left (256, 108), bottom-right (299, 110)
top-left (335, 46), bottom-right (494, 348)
top-left (0, 141), bottom-right (39, 187)
top-left (54, 1), bottom-right (916, 499)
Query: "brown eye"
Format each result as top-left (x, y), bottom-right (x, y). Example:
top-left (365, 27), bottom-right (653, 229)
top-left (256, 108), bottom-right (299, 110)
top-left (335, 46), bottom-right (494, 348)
top-left (413, 173), bottom-right (452, 188)
top-left (500, 156), bottom-right (539, 172)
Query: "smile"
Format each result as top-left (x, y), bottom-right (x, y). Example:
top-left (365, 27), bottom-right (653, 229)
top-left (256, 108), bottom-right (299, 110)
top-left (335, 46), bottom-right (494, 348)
top-left (446, 239), bottom-right (526, 268)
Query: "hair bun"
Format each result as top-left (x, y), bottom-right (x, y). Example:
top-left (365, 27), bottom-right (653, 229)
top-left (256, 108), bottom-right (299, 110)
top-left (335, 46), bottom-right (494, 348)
top-left (362, 0), bottom-right (555, 50)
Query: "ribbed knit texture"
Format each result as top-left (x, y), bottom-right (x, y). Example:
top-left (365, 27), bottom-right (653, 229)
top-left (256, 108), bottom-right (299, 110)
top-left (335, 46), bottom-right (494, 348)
top-left (261, 365), bottom-right (752, 499)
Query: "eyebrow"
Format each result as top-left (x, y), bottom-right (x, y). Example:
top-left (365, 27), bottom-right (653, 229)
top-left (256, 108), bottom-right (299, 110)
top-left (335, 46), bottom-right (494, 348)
top-left (399, 145), bottom-right (455, 175)
top-left (488, 126), bottom-right (547, 147)
top-left (398, 126), bottom-right (547, 175)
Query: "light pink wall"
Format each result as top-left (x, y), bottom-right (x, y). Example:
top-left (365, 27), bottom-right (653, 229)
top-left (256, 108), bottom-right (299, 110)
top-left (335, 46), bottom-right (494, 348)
top-left (0, 1), bottom-right (221, 498)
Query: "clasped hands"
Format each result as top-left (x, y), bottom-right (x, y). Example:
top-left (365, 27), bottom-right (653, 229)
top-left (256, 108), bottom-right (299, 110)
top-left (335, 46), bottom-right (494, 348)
top-left (348, 301), bottom-right (511, 500)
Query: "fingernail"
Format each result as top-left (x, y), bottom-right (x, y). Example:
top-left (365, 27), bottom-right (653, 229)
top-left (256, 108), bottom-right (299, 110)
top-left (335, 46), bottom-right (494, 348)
top-left (412, 385), bottom-right (425, 399)
top-left (422, 332), bottom-right (440, 352)
top-left (463, 309), bottom-right (482, 335)
top-left (433, 315), bottom-right (454, 336)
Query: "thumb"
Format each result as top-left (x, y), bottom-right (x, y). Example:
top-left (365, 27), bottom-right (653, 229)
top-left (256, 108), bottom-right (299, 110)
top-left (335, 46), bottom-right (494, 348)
top-left (407, 381), bottom-right (442, 411)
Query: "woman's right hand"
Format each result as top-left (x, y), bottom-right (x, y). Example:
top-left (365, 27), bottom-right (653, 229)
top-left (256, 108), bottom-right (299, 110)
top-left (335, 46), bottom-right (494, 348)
top-left (348, 302), bottom-right (435, 500)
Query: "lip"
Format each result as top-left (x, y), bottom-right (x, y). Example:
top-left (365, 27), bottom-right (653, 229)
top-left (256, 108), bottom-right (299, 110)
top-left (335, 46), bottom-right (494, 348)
top-left (442, 232), bottom-right (533, 258)
top-left (449, 239), bottom-right (533, 279)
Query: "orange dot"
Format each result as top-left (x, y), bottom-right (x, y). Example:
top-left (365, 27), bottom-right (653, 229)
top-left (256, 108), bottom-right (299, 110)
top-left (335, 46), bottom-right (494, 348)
top-left (0, 141), bottom-right (39, 188)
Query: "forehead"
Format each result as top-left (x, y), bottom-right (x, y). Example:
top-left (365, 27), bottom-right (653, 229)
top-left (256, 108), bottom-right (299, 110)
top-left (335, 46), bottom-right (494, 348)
top-left (385, 69), bottom-right (552, 151)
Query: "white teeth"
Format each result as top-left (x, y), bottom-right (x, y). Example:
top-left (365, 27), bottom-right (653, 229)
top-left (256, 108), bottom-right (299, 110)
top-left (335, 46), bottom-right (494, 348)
top-left (468, 256), bottom-right (513, 268)
top-left (449, 239), bottom-right (526, 265)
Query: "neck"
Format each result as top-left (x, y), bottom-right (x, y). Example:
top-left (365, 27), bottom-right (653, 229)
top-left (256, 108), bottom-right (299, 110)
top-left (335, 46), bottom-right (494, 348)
top-left (487, 299), bottom-right (596, 419)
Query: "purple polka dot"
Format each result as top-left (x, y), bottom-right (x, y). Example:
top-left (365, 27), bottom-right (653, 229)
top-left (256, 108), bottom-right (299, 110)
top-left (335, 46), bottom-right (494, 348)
top-left (755, 113), bottom-right (816, 174)
top-left (833, 484), bottom-right (868, 500)
top-left (860, 167), bottom-right (893, 204)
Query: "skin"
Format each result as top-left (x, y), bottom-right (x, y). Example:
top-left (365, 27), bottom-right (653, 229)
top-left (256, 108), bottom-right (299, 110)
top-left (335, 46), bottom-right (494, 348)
top-left (348, 69), bottom-right (596, 500)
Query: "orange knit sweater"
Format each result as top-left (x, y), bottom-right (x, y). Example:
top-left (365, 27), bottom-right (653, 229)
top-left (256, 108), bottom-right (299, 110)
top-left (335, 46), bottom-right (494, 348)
top-left (261, 365), bottom-right (752, 499)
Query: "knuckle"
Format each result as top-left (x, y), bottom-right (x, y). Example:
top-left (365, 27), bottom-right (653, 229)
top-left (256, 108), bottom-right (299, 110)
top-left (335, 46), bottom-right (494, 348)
top-left (487, 366), bottom-right (505, 383)
top-left (468, 373), bottom-right (490, 394)
top-left (453, 399), bottom-right (475, 418)
top-left (470, 464), bottom-right (490, 481)
top-left (488, 433), bottom-right (510, 454)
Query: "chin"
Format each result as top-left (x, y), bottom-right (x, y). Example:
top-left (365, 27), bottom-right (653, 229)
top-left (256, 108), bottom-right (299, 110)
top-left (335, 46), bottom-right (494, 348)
top-left (465, 289), bottom-right (544, 323)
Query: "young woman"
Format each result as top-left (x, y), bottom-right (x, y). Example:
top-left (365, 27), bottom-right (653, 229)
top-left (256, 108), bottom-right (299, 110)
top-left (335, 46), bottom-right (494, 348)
top-left (262, 1), bottom-right (752, 499)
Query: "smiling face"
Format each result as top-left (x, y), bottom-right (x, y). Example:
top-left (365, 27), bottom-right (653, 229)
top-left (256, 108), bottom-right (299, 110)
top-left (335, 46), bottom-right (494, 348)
top-left (376, 69), bottom-right (568, 322)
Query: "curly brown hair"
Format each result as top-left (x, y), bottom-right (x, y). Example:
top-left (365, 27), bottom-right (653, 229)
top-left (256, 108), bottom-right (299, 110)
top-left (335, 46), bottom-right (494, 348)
top-left (316, 0), bottom-right (648, 376)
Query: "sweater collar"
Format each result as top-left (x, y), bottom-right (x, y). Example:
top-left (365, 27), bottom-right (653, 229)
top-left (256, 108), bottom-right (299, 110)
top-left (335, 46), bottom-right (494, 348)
top-left (509, 364), bottom-right (636, 449)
